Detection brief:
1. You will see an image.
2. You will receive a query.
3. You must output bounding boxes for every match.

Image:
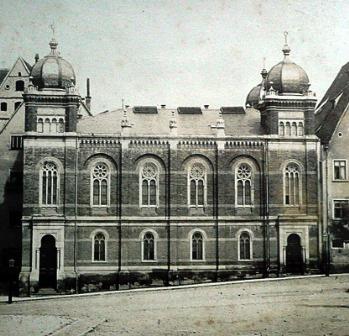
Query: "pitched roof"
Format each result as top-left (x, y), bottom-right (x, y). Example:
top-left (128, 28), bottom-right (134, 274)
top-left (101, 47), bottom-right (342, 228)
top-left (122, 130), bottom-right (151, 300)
top-left (77, 106), bottom-right (261, 137)
top-left (315, 61), bottom-right (349, 143)
top-left (0, 69), bottom-right (9, 85)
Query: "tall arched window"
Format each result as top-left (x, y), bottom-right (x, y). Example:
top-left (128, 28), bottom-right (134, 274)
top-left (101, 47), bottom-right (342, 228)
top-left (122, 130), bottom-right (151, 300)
top-left (285, 122), bottom-right (291, 136)
top-left (284, 163), bottom-right (301, 205)
top-left (140, 162), bottom-right (159, 206)
top-left (143, 232), bottom-right (155, 260)
top-left (239, 231), bottom-right (251, 260)
top-left (15, 80), bottom-right (24, 91)
top-left (41, 161), bottom-right (59, 205)
top-left (298, 122), bottom-right (304, 136)
top-left (291, 122), bottom-right (297, 136)
top-left (192, 232), bottom-right (203, 260)
top-left (189, 163), bottom-right (206, 207)
top-left (236, 163), bottom-right (253, 206)
top-left (91, 162), bottom-right (110, 206)
top-left (93, 233), bottom-right (106, 261)
top-left (37, 118), bottom-right (43, 133)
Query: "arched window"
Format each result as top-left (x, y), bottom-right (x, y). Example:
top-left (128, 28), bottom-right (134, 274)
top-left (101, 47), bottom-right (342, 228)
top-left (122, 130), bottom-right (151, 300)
top-left (236, 163), bottom-right (253, 206)
top-left (140, 162), bottom-right (159, 206)
top-left (189, 163), bottom-right (206, 207)
top-left (279, 122), bottom-right (285, 136)
top-left (51, 118), bottom-right (58, 133)
top-left (291, 122), bottom-right (297, 136)
top-left (239, 231), bottom-right (251, 260)
top-left (298, 122), bottom-right (304, 136)
top-left (143, 232), bottom-right (155, 260)
top-left (37, 118), bottom-right (43, 133)
top-left (93, 233), bottom-right (106, 261)
top-left (58, 119), bottom-right (65, 133)
top-left (1, 102), bottom-right (7, 111)
top-left (41, 161), bottom-right (59, 205)
top-left (91, 162), bottom-right (110, 206)
top-left (192, 232), bottom-right (203, 260)
top-left (285, 122), bottom-right (291, 136)
top-left (15, 80), bottom-right (24, 91)
top-left (284, 163), bottom-right (301, 205)
top-left (44, 118), bottom-right (50, 133)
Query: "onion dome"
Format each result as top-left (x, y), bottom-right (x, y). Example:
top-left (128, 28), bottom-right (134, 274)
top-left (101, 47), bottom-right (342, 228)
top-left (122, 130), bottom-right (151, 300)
top-left (246, 67), bottom-right (268, 108)
top-left (30, 38), bottom-right (75, 89)
top-left (265, 32), bottom-right (309, 95)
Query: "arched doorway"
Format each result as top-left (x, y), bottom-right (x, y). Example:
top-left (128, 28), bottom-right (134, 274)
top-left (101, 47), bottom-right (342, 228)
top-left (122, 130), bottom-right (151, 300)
top-left (39, 235), bottom-right (57, 288)
top-left (286, 233), bottom-right (303, 274)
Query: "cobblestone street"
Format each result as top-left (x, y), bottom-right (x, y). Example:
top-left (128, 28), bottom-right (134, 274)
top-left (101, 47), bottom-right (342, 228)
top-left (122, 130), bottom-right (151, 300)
top-left (0, 275), bottom-right (348, 336)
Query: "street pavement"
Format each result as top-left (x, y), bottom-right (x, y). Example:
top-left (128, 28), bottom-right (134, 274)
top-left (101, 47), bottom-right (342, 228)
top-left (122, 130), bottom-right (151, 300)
top-left (0, 275), bottom-right (348, 335)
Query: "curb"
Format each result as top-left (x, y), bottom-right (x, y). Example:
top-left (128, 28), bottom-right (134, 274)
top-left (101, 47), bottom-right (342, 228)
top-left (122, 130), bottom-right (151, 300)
top-left (2, 273), bottom-right (348, 304)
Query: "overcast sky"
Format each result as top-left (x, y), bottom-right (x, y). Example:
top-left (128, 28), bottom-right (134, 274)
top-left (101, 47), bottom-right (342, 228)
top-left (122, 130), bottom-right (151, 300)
top-left (1, 0), bottom-right (349, 113)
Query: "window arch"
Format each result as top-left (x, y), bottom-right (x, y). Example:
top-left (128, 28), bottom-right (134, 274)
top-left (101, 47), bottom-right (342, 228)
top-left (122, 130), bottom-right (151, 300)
top-left (298, 122), bottom-right (304, 136)
top-left (239, 231), bottom-right (252, 260)
top-left (285, 122), bottom-right (291, 136)
top-left (143, 232), bottom-right (155, 261)
top-left (140, 161), bottom-right (159, 207)
top-left (188, 162), bottom-right (207, 207)
top-left (1, 102), bottom-right (7, 111)
top-left (93, 232), bottom-right (106, 261)
top-left (15, 80), bottom-right (24, 91)
top-left (236, 162), bottom-right (253, 206)
top-left (40, 161), bottom-right (59, 205)
top-left (91, 162), bottom-right (110, 206)
top-left (284, 162), bottom-right (302, 205)
top-left (279, 122), bottom-right (285, 136)
top-left (191, 231), bottom-right (204, 260)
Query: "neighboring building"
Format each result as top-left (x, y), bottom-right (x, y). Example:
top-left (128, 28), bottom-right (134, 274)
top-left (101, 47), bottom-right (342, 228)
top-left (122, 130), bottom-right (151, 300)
top-left (18, 34), bottom-right (321, 295)
top-left (0, 57), bottom-right (32, 280)
top-left (316, 62), bottom-right (349, 272)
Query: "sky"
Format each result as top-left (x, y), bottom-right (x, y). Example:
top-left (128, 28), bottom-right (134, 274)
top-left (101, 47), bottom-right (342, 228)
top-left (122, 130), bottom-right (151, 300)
top-left (1, 0), bottom-right (349, 114)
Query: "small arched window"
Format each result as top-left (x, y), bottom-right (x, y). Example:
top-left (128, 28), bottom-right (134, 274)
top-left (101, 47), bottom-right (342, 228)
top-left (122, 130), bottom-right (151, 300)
top-left (189, 163), bottom-right (206, 207)
top-left (91, 162), bottom-right (110, 206)
top-left (279, 122), bottom-right (285, 136)
top-left (236, 163), bottom-right (253, 206)
top-left (239, 231), bottom-right (251, 260)
top-left (285, 122), bottom-right (291, 136)
top-left (140, 162), bottom-right (159, 207)
top-left (15, 80), bottom-right (24, 91)
top-left (37, 118), bottom-right (43, 133)
top-left (143, 232), bottom-right (155, 261)
top-left (41, 161), bottom-right (59, 205)
top-left (284, 163), bottom-right (301, 205)
top-left (58, 119), bottom-right (65, 133)
top-left (44, 118), bottom-right (50, 133)
top-left (192, 232), bottom-right (203, 260)
top-left (291, 122), bottom-right (297, 136)
top-left (93, 233), bottom-right (106, 261)
top-left (51, 118), bottom-right (58, 133)
top-left (1, 102), bottom-right (7, 111)
top-left (298, 122), bottom-right (304, 136)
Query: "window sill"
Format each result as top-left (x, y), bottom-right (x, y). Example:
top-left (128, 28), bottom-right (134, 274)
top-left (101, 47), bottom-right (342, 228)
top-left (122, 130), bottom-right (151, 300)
top-left (141, 259), bottom-right (157, 263)
top-left (238, 259), bottom-right (253, 261)
top-left (91, 260), bottom-right (108, 263)
top-left (332, 179), bottom-right (349, 182)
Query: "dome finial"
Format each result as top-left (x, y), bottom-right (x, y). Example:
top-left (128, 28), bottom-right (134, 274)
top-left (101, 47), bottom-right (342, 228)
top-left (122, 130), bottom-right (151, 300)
top-left (282, 31), bottom-right (291, 57)
top-left (49, 23), bottom-right (58, 55)
top-left (261, 57), bottom-right (268, 79)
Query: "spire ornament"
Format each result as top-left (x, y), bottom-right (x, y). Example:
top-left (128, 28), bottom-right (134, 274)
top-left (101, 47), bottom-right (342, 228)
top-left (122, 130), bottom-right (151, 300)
top-left (282, 31), bottom-right (291, 57)
top-left (49, 23), bottom-right (59, 55)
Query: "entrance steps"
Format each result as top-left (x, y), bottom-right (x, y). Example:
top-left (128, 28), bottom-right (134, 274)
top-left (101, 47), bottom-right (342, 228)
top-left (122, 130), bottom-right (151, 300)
top-left (35, 287), bottom-right (57, 296)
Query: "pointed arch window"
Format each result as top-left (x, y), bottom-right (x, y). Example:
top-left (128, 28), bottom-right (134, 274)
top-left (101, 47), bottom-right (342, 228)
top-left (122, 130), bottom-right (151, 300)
top-left (239, 231), bottom-right (251, 260)
top-left (189, 163), bottom-right (206, 207)
top-left (93, 233), bottom-right (106, 261)
top-left (143, 232), bottom-right (155, 261)
top-left (91, 162), bottom-right (110, 206)
top-left (140, 162), bottom-right (159, 207)
top-left (41, 161), bottom-right (59, 205)
top-left (236, 163), bottom-right (253, 206)
top-left (192, 231), bottom-right (204, 260)
top-left (284, 163), bottom-right (301, 205)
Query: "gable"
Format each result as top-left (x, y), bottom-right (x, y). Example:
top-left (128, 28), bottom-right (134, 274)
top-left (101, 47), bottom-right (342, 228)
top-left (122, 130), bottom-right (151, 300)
top-left (0, 57), bottom-right (31, 92)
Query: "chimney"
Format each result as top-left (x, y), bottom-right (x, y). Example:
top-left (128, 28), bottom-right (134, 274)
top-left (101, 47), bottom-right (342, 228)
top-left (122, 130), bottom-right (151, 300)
top-left (161, 104), bottom-right (166, 109)
top-left (85, 78), bottom-right (91, 112)
top-left (204, 104), bottom-right (209, 109)
top-left (35, 54), bottom-right (39, 63)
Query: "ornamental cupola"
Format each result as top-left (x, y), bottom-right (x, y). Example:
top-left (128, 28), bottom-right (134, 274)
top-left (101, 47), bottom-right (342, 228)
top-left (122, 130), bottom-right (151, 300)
top-left (30, 38), bottom-right (76, 90)
top-left (246, 65), bottom-right (268, 108)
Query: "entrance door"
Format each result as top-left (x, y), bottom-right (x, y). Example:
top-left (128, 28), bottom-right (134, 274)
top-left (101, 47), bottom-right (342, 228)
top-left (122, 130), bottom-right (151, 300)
top-left (286, 233), bottom-right (303, 274)
top-left (39, 235), bottom-right (57, 288)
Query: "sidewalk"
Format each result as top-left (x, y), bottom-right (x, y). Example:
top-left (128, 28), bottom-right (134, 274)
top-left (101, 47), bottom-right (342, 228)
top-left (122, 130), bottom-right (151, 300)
top-left (2, 273), bottom-right (344, 304)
